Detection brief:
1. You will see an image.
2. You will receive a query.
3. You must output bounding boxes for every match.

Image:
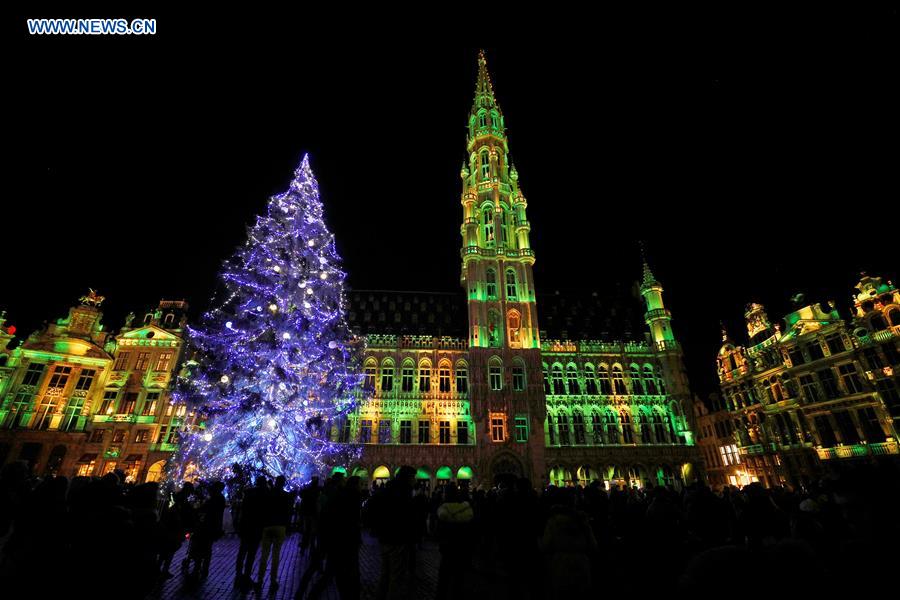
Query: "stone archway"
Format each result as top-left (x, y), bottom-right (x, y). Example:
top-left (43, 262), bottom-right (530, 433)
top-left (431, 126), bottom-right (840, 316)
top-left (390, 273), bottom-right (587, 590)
top-left (489, 452), bottom-right (525, 485)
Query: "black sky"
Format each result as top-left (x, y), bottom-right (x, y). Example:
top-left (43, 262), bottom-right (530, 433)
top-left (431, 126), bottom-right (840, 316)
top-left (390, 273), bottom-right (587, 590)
top-left (5, 10), bottom-right (898, 398)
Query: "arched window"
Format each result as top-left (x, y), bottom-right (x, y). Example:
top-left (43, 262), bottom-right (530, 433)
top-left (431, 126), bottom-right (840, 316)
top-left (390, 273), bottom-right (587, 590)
top-left (566, 365), bottom-right (580, 395)
top-left (557, 412), bottom-right (571, 445)
top-left (511, 360), bottom-right (526, 391)
top-left (490, 110), bottom-right (499, 129)
top-left (591, 412), bottom-right (604, 444)
top-left (438, 361), bottom-right (451, 393)
top-left (643, 365), bottom-right (658, 395)
top-left (630, 365), bottom-right (644, 394)
top-left (584, 364), bottom-right (598, 394)
top-left (401, 360), bottom-right (415, 392)
top-left (542, 364), bottom-right (551, 394)
top-left (598, 365), bottom-right (612, 394)
top-left (638, 412), bottom-right (652, 444)
top-left (653, 413), bottom-right (668, 443)
top-left (380, 360), bottom-right (394, 392)
top-left (573, 412), bottom-right (586, 444)
top-left (620, 410), bottom-right (634, 443)
top-left (480, 150), bottom-right (490, 179)
top-left (507, 310), bottom-right (521, 347)
top-left (551, 365), bottom-right (565, 395)
top-left (488, 310), bottom-right (502, 347)
top-left (486, 268), bottom-right (497, 299)
top-left (478, 111), bottom-right (486, 128)
top-left (612, 365), bottom-right (627, 395)
top-left (505, 270), bottom-right (517, 300)
top-left (888, 307), bottom-right (900, 327)
top-left (455, 361), bottom-right (468, 394)
top-left (605, 412), bottom-right (620, 444)
top-left (547, 413), bottom-right (557, 445)
top-left (418, 361), bottom-right (431, 393)
top-left (364, 359), bottom-right (377, 391)
top-left (488, 357), bottom-right (503, 391)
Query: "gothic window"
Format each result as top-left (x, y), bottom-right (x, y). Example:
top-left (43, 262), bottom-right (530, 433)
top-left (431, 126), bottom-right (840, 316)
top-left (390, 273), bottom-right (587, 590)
top-left (566, 365), bottom-right (580, 395)
top-left (488, 310), bottom-right (502, 347)
top-left (512, 363), bottom-right (526, 391)
top-left (612, 365), bottom-right (627, 395)
top-left (498, 208), bottom-right (508, 246)
top-left (557, 413), bottom-right (571, 445)
top-left (455, 362), bottom-right (469, 394)
top-left (505, 270), bottom-right (517, 300)
top-left (591, 412), bottom-right (603, 444)
top-left (573, 412), bottom-right (586, 444)
top-left (598, 365), bottom-right (612, 394)
top-left (638, 413), bottom-right (652, 444)
top-left (542, 364), bottom-right (551, 394)
top-left (419, 362), bottom-right (431, 393)
top-left (480, 150), bottom-right (490, 180)
top-left (584, 364), bottom-right (598, 394)
top-left (643, 365), bottom-right (658, 395)
top-left (547, 414), bottom-right (557, 445)
top-left (551, 365), bottom-right (565, 395)
top-left (653, 413), bottom-right (668, 442)
top-left (439, 363), bottom-right (451, 393)
top-left (364, 361), bottom-right (377, 391)
top-left (490, 110), bottom-right (499, 129)
top-left (630, 365), bottom-right (644, 394)
top-left (401, 362), bottom-right (414, 393)
top-left (507, 310), bottom-right (521, 346)
top-left (489, 359), bottom-right (503, 391)
top-left (486, 268), bottom-right (497, 299)
top-left (620, 411), bottom-right (634, 444)
top-left (380, 361), bottom-right (394, 392)
top-left (478, 111), bottom-right (486, 128)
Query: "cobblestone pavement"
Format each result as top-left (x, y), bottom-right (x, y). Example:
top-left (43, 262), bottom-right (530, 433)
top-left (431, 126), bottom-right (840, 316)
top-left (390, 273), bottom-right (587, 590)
top-left (147, 531), bottom-right (441, 600)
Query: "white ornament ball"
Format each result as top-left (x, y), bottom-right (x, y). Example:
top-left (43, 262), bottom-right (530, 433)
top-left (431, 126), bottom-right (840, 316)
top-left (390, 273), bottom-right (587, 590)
top-left (202, 433), bottom-right (213, 442)
top-left (220, 375), bottom-right (230, 384)
top-left (282, 332), bottom-right (291, 340)
top-left (328, 341), bottom-right (338, 349)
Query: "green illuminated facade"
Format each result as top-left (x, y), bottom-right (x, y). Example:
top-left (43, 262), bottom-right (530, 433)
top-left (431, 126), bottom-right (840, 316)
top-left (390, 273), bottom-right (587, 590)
top-left (338, 52), bottom-right (701, 489)
top-left (0, 299), bottom-right (194, 480)
top-left (715, 275), bottom-right (900, 487)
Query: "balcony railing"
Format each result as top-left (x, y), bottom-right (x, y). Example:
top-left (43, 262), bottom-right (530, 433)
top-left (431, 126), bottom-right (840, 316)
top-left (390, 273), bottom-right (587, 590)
top-left (816, 440), bottom-right (899, 460)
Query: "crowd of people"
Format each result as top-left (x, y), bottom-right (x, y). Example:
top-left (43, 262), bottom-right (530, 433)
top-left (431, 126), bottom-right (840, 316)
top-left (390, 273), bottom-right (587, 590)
top-left (0, 459), bottom-right (897, 599)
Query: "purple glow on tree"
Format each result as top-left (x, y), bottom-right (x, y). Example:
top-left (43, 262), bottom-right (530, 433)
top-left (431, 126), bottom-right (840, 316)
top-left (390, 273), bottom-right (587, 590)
top-left (171, 154), bottom-right (364, 487)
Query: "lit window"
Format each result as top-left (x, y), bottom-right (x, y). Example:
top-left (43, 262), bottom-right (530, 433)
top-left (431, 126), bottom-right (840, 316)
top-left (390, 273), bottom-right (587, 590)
top-left (483, 209), bottom-right (494, 244)
top-left (134, 352), bottom-right (151, 371)
top-left (90, 429), bottom-right (105, 443)
top-left (378, 419), bottom-right (391, 444)
top-left (515, 416), bottom-right (528, 442)
top-left (134, 430), bottom-right (150, 443)
top-left (364, 364), bottom-right (376, 390)
top-left (121, 392), bottom-right (138, 414)
top-left (112, 429), bottom-right (126, 443)
top-left (507, 311), bottom-right (521, 347)
top-left (113, 353), bottom-right (130, 371)
top-left (98, 390), bottom-right (118, 415)
top-left (155, 352), bottom-right (172, 372)
top-left (141, 392), bottom-right (160, 416)
top-left (491, 414), bottom-right (506, 442)
top-left (481, 151), bottom-right (490, 179)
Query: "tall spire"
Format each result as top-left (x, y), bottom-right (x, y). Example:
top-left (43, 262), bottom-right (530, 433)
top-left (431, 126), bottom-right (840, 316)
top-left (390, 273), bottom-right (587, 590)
top-left (639, 241), bottom-right (658, 287)
top-left (473, 49), bottom-right (498, 111)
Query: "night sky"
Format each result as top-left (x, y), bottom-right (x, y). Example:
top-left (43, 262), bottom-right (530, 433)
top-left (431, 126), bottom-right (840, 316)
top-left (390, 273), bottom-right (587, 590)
top-left (6, 11), bottom-right (898, 398)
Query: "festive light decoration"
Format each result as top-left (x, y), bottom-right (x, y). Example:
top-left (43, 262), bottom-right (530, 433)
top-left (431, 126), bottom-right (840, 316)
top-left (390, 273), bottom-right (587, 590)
top-left (170, 154), bottom-right (365, 488)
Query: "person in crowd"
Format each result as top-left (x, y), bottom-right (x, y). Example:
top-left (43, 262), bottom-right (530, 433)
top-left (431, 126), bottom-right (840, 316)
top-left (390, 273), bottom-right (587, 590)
top-left (257, 474), bottom-right (293, 592)
top-left (435, 483), bottom-right (474, 600)
top-left (236, 476), bottom-right (268, 588)
top-left (185, 480), bottom-right (226, 579)
top-left (370, 465), bottom-right (418, 600)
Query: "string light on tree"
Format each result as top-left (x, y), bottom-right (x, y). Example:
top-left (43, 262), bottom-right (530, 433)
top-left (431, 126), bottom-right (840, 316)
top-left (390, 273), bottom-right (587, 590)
top-left (170, 154), bottom-right (366, 488)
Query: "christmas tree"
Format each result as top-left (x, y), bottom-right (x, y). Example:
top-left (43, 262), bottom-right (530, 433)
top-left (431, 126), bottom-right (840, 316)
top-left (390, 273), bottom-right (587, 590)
top-left (171, 155), bottom-right (364, 488)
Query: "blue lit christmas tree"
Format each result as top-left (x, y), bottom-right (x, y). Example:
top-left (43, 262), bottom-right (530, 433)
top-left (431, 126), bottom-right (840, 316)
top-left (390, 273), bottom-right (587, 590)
top-left (171, 155), bottom-right (363, 488)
